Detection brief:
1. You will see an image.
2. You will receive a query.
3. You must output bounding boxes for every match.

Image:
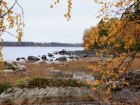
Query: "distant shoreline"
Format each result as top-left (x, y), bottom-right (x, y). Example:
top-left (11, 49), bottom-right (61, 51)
top-left (1, 42), bottom-right (82, 47)
top-left (3, 46), bottom-right (83, 47)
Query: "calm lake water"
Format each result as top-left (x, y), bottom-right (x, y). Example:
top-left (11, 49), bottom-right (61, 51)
top-left (2, 47), bottom-right (83, 61)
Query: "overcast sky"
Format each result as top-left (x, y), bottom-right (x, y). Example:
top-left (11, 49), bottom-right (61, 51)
top-left (3, 0), bottom-right (100, 43)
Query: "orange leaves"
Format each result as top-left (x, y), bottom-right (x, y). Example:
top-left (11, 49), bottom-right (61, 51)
top-left (94, 80), bottom-right (100, 86)
top-left (83, 18), bottom-right (126, 51)
top-left (83, 14), bottom-right (140, 52)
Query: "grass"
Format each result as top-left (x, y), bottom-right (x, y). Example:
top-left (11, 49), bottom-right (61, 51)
top-left (0, 82), bottom-right (12, 94)
top-left (0, 59), bottom-right (92, 84)
top-left (0, 57), bottom-right (140, 85)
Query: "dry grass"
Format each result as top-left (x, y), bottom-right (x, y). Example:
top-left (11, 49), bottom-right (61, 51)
top-left (0, 59), bottom-right (91, 84)
top-left (0, 57), bottom-right (139, 84)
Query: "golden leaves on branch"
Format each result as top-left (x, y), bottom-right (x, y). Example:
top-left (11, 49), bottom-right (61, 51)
top-left (83, 15), bottom-right (140, 52)
top-left (94, 0), bottom-right (138, 20)
top-left (50, 0), bottom-right (72, 20)
top-left (89, 53), bottom-right (129, 89)
top-left (64, 0), bottom-right (72, 20)
top-left (0, 0), bottom-right (24, 42)
top-left (50, 0), bottom-right (139, 21)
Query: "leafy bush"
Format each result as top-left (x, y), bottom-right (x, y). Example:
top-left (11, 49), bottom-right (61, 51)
top-left (0, 82), bottom-right (12, 94)
top-left (15, 77), bottom-right (90, 88)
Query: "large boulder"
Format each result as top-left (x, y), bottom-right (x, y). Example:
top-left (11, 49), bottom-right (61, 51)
top-left (56, 56), bottom-right (67, 61)
top-left (0, 87), bottom-right (93, 98)
top-left (0, 87), bottom-right (95, 105)
top-left (28, 56), bottom-right (40, 61)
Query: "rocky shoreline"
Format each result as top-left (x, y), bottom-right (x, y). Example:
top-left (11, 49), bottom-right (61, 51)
top-left (16, 50), bottom-right (96, 63)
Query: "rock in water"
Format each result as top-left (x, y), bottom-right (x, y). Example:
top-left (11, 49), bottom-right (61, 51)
top-left (28, 56), bottom-right (40, 61)
top-left (16, 57), bottom-right (26, 61)
top-left (41, 55), bottom-right (47, 60)
top-left (48, 53), bottom-right (54, 57)
top-left (58, 50), bottom-right (67, 55)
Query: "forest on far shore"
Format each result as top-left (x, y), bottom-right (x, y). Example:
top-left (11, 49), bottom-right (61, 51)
top-left (0, 42), bottom-right (82, 47)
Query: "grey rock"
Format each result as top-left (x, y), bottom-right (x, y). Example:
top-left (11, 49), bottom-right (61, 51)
top-left (0, 87), bottom-right (94, 99)
top-left (28, 56), bottom-right (40, 61)
top-left (16, 57), bottom-right (26, 61)
top-left (56, 56), bottom-right (67, 61)
top-left (50, 59), bottom-right (53, 62)
top-left (58, 49), bottom-right (67, 55)
top-left (48, 53), bottom-right (54, 57)
top-left (41, 55), bottom-right (48, 60)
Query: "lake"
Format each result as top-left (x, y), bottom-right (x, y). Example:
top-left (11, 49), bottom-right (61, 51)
top-left (2, 47), bottom-right (83, 61)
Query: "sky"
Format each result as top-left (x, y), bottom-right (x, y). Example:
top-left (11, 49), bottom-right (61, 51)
top-left (3, 0), bottom-right (100, 43)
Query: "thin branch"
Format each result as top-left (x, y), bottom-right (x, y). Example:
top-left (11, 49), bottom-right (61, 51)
top-left (121, 2), bottom-right (137, 19)
top-left (0, 30), bottom-right (18, 39)
top-left (16, 1), bottom-right (24, 17)
top-left (118, 52), bottom-right (131, 69)
top-left (4, 31), bottom-right (18, 39)
top-left (126, 52), bottom-right (136, 70)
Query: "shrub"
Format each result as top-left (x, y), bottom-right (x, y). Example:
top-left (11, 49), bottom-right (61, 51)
top-left (0, 82), bottom-right (12, 94)
top-left (15, 77), bottom-right (90, 88)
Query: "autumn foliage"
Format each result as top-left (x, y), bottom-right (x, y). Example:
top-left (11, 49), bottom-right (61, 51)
top-left (83, 14), bottom-right (140, 53)
top-left (82, 1), bottom-right (140, 103)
